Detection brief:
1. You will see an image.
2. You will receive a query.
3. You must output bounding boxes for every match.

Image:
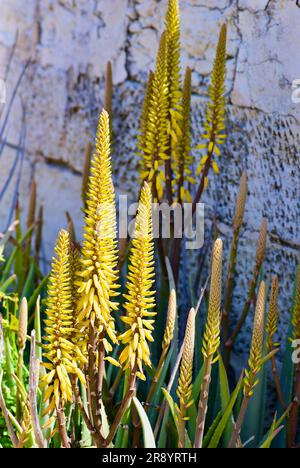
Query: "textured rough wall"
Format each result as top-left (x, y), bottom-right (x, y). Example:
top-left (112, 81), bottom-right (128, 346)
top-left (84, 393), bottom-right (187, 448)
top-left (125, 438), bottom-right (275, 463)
top-left (0, 0), bottom-right (300, 354)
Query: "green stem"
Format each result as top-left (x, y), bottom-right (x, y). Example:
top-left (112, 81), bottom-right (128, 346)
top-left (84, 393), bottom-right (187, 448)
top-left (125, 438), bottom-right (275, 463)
top-left (87, 322), bottom-right (103, 447)
top-left (103, 367), bottom-right (136, 447)
top-left (270, 353), bottom-right (286, 411)
top-left (224, 267), bottom-right (260, 369)
top-left (57, 400), bottom-right (71, 449)
top-left (287, 362), bottom-right (300, 448)
top-left (16, 349), bottom-right (24, 421)
top-left (146, 347), bottom-right (168, 406)
top-left (178, 407), bottom-right (186, 448)
top-left (222, 228), bottom-right (240, 340)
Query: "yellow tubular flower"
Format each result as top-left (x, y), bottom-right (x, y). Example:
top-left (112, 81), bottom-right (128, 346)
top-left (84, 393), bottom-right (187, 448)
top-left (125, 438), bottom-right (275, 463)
top-left (197, 24), bottom-right (227, 179)
top-left (202, 238), bottom-right (223, 359)
top-left (177, 308), bottom-right (195, 421)
top-left (244, 281), bottom-right (266, 398)
top-left (41, 230), bottom-right (85, 415)
top-left (174, 67), bottom-right (194, 203)
top-left (141, 32), bottom-right (169, 201)
top-left (266, 275), bottom-right (279, 351)
top-left (76, 109), bottom-right (119, 355)
top-left (119, 182), bottom-right (156, 381)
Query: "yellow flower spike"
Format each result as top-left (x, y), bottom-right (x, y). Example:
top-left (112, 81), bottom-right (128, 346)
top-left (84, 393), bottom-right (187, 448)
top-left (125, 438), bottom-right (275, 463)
top-left (196, 24), bottom-right (227, 178)
top-left (41, 230), bottom-right (84, 415)
top-left (138, 70), bottom-right (154, 159)
top-left (162, 288), bottom-right (177, 350)
top-left (139, 32), bottom-right (169, 200)
top-left (177, 308), bottom-right (195, 448)
top-left (195, 238), bottom-right (223, 448)
top-left (233, 172), bottom-right (247, 231)
top-left (17, 297), bottom-right (28, 351)
top-left (266, 275), bottom-right (279, 351)
top-left (202, 238), bottom-right (223, 359)
top-left (165, 0), bottom-right (181, 112)
top-left (255, 218), bottom-right (268, 268)
top-left (76, 109), bottom-right (119, 353)
top-left (244, 281), bottom-right (266, 398)
top-left (173, 67), bottom-right (195, 203)
top-left (119, 182), bottom-right (156, 380)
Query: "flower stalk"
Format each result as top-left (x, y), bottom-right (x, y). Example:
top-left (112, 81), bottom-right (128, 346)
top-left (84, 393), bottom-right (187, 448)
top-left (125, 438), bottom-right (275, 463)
top-left (194, 239), bottom-right (223, 448)
top-left (16, 297), bottom-right (28, 421)
top-left (228, 281), bottom-right (266, 448)
top-left (266, 275), bottom-right (286, 410)
top-left (177, 307), bottom-right (195, 448)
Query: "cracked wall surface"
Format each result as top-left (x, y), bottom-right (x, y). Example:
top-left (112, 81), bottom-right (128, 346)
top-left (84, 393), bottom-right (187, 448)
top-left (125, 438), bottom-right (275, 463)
top-left (0, 0), bottom-right (299, 353)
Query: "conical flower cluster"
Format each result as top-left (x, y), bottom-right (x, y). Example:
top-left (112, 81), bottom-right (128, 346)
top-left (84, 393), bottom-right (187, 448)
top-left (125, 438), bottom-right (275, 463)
top-left (41, 230), bottom-right (85, 416)
top-left (119, 183), bottom-right (156, 381)
top-left (76, 110), bottom-right (119, 355)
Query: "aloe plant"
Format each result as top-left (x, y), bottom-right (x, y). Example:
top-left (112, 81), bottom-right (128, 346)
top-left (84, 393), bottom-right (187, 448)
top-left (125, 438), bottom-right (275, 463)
top-left (0, 0), bottom-right (298, 449)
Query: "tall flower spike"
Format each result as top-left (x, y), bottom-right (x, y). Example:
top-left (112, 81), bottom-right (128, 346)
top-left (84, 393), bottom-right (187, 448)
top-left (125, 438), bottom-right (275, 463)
top-left (202, 238), bottom-right (223, 358)
top-left (140, 32), bottom-right (169, 201)
top-left (119, 182), bottom-right (156, 381)
top-left (76, 109), bottom-right (119, 355)
top-left (244, 281), bottom-right (266, 398)
top-left (41, 230), bottom-right (85, 416)
top-left (233, 172), bottom-right (247, 231)
top-left (173, 67), bottom-right (194, 203)
top-left (177, 308), bottom-right (195, 447)
top-left (165, 0), bottom-right (182, 158)
top-left (195, 238), bottom-right (223, 448)
top-left (165, 0), bottom-right (181, 112)
top-left (266, 275), bottom-right (279, 351)
top-left (255, 218), bottom-right (267, 267)
top-left (196, 24), bottom-right (227, 182)
top-left (292, 262), bottom-right (300, 341)
top-left (162, 288), bottom-right (176, 350)
top-left (17, 297), bottom-right (28, 351)
top-left (104, 61), bottom-right (113, 134)
top-left (138, 70), bottom-right (154, 161)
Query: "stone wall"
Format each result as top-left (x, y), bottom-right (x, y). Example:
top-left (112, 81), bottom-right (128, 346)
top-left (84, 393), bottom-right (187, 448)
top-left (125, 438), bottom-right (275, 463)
top-left (0, 0), bottom-right (299, 352)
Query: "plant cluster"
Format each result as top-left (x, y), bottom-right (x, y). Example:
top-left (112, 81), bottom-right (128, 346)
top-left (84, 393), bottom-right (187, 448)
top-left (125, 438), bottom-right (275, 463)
top-left (0, 0), bottom-right (299, 449)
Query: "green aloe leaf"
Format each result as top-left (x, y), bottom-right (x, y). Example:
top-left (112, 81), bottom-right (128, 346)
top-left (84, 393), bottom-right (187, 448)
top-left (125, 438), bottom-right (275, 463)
top-left (202, 410), bottom-right (222, 448)
top-left (218, 352), bottom-right (235, 447)
top-left (132, 397), bottom-right (156, 448)
top-left (208, 371), bottom-right (243, 448)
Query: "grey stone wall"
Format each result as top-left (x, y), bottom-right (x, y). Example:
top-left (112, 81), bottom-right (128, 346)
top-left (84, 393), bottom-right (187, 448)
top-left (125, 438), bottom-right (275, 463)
top-left (0, 0), bottom-right (299, 351)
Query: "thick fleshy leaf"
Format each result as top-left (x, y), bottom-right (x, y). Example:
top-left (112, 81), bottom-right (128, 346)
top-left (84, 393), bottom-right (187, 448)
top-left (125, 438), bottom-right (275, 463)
top-left (208, 371), bottom-right (243, 448)
top-left (132, 397), bottom-right (156, 448)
